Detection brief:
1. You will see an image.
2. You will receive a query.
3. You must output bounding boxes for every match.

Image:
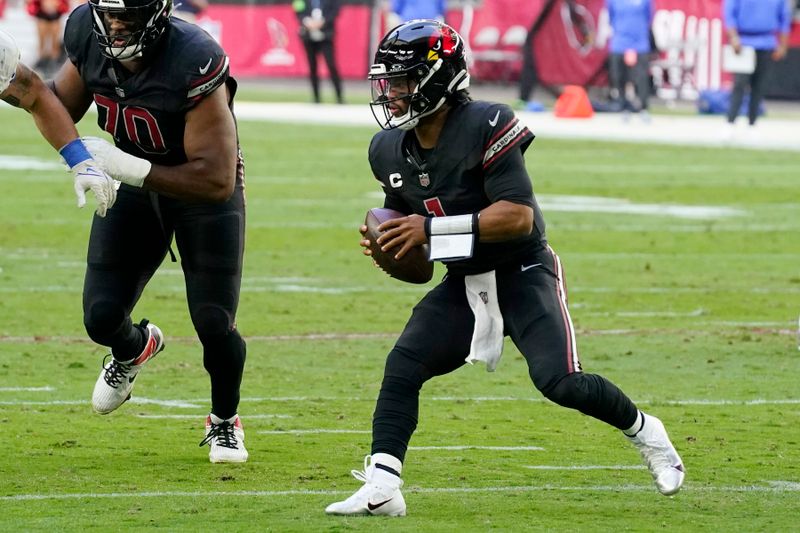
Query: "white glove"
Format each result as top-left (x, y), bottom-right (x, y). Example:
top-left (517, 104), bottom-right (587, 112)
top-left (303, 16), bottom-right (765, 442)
top-left (81, 136), bottom-right (151, 188)
top-left (71, 159), bottom-right (118, 218)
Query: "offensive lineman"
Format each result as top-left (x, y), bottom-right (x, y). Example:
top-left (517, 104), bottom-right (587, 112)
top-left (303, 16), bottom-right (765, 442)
top-left (50, 0), bottom-right (248, 462)
top-left (0, 29), bottom-right (116, 216)
top-left (326, 20), bottom-right (685, 517)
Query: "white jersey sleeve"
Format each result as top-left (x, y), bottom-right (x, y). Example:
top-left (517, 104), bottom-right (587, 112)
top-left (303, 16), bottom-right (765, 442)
top-left (0, 30), bottom-right (21, 94)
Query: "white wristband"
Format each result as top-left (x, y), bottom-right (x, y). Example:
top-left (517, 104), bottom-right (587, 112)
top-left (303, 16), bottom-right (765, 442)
top-left (429, 214), bottom-right (475, 235)
top-left (425, 213), bottom-right (480, 261)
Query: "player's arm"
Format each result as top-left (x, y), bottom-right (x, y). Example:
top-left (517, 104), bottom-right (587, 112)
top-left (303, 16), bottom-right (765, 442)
top-left (141, 84), bottom-right (237, 202)
top-left (377, 197), bottom-right (533, 260)
top-left (2, 62), bottom-right (82, 151)
top-left (474, 200), bottom-right (533, 242)
top-left (1, 63), bottom-right (116, 216)
top-left (83, 84), bottom-right (237, 202)
top-left (49, 57), bottom-right (94, 123)
top-left (474, 147), bottom-right (534, 242)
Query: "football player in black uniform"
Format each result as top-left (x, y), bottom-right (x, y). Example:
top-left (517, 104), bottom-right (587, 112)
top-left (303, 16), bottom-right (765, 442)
top-left (326, 20), bottom-right (684, 516)
top-left (1, 29), bottom-right (116, 217)
top-left (50, 0), bottom-right (248, 462)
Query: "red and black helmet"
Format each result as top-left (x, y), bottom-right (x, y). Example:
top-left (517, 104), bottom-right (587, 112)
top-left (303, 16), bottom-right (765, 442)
top-left (369, 19), bottom-right (470, 130)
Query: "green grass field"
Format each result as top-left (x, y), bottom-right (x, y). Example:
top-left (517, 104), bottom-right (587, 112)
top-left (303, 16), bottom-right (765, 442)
top-left (1, 105), bottom-right (799, 532)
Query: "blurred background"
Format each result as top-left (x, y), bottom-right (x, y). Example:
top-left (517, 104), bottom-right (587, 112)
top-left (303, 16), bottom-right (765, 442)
top-left (1, 0), bottom-right (799, 110)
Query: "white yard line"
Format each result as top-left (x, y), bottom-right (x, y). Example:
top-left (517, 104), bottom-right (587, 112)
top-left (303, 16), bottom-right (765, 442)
top-left (0, 386), bottom-right (54, 392)
top-left (411, 446), bottom-right (545, 451)
top-left (136, 414), bottom-right (293, 419)
top-left (0, 321), bottom-right (796, 345)
top-left (524, 465), bottom-right (645, 470)
top-left (2, 482), bottom-right (799, 502)
top-left (257, 429), bottom-right (370, 434)
top-left (3, 396), bottom-right (800, 407)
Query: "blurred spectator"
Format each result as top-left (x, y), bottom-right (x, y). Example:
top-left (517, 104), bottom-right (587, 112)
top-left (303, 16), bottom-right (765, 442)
top-left (724, 0), bottom-right (792, 130)
top-left (173, 0), bottom-right (208, 24)
top-left (27, 0), bottom-right (70, 74)
top-left (294, 0), bottom-right (344, 104)
top-left (386, 0), bottom-right (445, 27)
top-left (606, 0), bottom-right (655, 120)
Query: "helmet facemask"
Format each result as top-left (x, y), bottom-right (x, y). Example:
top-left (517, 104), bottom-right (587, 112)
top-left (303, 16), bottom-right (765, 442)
top-left (90, 0), bottom-right (173, 61)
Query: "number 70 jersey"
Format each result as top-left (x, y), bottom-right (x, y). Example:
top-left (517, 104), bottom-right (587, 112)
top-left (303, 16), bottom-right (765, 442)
top-left (64, 4), bottom-right (237, 170)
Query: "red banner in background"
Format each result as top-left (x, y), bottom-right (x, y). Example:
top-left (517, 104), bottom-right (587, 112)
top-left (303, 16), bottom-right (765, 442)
top-left (198, 4), bottom-right (371, 79)
top-left (531, 0), bottom-right (606, 86)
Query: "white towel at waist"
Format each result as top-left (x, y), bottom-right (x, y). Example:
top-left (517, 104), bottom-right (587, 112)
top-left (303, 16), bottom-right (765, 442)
top-left (464, 270), bottom-right (504, 372)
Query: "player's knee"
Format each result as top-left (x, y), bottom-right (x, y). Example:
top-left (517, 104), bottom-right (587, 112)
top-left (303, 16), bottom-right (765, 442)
top-left (84, 300), bottom-right (125, 344)
top-left (191, 304), bottom-right (234, 339)
top-left (384, 346), bottom-right (433, 389)
top-left (539, 373), bottom-right (592, 410)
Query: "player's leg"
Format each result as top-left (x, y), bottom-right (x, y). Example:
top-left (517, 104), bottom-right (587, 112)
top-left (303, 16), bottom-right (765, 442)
top-left (502, 246), bottom-right (684, 495)
top-left (174, 188), bottom-right (247, 463)
top-left (86, 187), bottom-right (170, 413)
top-left (326, 275), bottom-right (474, 516)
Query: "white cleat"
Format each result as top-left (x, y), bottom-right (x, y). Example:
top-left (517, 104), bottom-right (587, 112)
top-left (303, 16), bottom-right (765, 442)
top-left (92, 319), bottom-right (165, 414)
top-left (201, 414), bottom-right (248, 463)
top-left (326, 455), bottom-right (406, 516)
top-left (628, 412), bottom-right (685, 495)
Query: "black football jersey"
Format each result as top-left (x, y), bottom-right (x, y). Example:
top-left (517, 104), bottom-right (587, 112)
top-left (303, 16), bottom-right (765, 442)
top-left (368, 100), bottom-right (546, 275)
top-left (64, 4), bottom-right (242, 180)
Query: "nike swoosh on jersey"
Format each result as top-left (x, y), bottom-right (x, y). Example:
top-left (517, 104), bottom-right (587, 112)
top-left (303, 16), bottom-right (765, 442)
top-left (367, 499), bottom-right (393, 511)
top-left (199, 57), bottom-right (213, 74)
top-left (521, 263), bottom-right (542, 271)
top-left (488, 109), bottom-right (501, 127)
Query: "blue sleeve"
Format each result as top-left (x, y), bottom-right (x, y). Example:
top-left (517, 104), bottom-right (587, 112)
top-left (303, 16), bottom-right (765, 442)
top-left (649, 0), bottom-right (655, 23)
top-left (392, 0), bottom-right (403, 14)
top-left (438, 0), bottom-right (446, 17)
top-left (779, 0), bottom-right (791, 34)
top-left (607, 0), bottom-right (615, 26)
top-left (723, 0), bottom-right (738, 30)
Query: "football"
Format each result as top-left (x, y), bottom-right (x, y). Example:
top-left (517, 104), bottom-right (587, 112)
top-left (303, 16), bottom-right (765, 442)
top-left (364, 208), bottom-right (434, 284)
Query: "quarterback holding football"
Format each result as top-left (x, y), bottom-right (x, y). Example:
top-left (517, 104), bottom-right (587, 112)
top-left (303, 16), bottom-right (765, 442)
top-left (331, 19), bottom-right (685, 517)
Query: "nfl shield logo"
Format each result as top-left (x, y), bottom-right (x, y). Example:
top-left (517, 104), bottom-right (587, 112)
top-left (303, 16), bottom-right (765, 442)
top-left (115, 87), bottom-right (126, 98)
top-left (419, 172), bottom-right (430, 187)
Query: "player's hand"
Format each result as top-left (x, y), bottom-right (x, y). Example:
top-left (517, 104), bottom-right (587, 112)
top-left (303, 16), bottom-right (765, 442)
top-left (376, 214), bottom-right (427, 260)
top-left (71, 159), bottom-right (117, 217)
top-left (359, 224), bottom-right (373, 256)
top-left (772, 44), bottom-right (787, 61)
top-left (82, 136), bottom-right (151, 188)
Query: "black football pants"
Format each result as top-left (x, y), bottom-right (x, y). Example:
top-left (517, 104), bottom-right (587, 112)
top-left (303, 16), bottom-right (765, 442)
top-left (82, 184), bottom-right (247, 419)
top-left (371, 245), bottom-right (639, 461)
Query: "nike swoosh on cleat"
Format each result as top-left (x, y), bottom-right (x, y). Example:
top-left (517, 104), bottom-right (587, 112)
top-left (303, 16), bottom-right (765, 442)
top-left (488, 109), bottom-right (501, 127)
top-left (199, 57), bottom-right (213, 74)
top-left (521, 263), bottom-right (542, 271)
top-left (128, 375), bottom-right (136, 384)
top-left (367, 499), bottom-right (393, 511)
